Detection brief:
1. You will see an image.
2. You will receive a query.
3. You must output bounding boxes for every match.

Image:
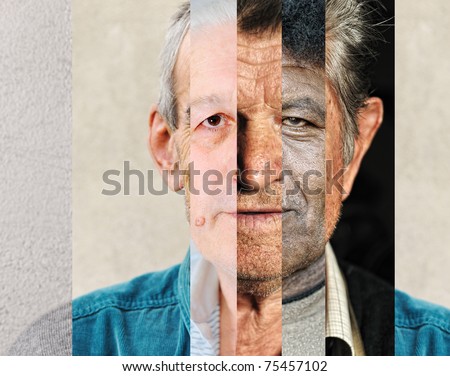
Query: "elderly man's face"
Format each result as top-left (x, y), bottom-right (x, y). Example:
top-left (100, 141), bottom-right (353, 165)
top-left (166, 24), bottom-right (350, 293)
top-left (173, 24), bottom-right (238, 277)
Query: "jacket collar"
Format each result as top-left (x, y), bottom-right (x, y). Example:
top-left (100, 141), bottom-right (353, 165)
top-left (177, 248), bottom-right (191, 333)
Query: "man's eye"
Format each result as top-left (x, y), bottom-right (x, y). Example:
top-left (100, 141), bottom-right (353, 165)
top-left (201, 114), bottom-right (225, 128)
top-left (282, 117), bottom-right (309, 127)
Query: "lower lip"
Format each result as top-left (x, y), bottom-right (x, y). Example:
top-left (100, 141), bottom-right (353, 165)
top-left (231, 212), bottom-right (282, 230)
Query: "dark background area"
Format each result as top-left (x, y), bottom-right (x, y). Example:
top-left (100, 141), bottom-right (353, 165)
top-left (331, 0), bottom-right (394, 285)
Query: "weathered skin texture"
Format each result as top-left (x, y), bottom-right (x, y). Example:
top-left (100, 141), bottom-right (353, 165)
top-left (281, 58), bottom-right (326, 287)
top-left (236, 30), bottom-right (283, 297)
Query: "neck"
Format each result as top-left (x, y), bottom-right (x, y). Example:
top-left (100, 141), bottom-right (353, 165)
top-left (236, 289), bottom-right (282, 355)
top-left (217, 251), bottom-right (325, 355)
top-left (282, 252), bottom-right (326, 302)
top-left (217, 269), bottom-right (282, 355)
top-left (217, 270), bottom-right (237, 355)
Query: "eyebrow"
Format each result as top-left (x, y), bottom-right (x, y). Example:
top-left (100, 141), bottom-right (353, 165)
top-left (282, 97), bottom-right (325, 122)
top-left (185, 94), bottom-right (223, 124)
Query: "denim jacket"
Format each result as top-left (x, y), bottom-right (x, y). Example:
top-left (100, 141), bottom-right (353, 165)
top-left (395, 290), bottom-right (450, 356)
top-left (72, 253), bottom-right (190, 355)
top-left (72, 250), bottom-right (450, 356)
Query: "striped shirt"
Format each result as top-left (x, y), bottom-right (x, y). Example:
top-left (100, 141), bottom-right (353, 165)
top-left (190, 305), bottom-right (220, 356)
top-left (190, 241), bottom-right (221, 356)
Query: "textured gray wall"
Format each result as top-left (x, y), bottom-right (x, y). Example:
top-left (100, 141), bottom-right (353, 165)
top-left (0, 0), bottom-right (71, 355)
top-left (395, 0), bottom-right (450, 307)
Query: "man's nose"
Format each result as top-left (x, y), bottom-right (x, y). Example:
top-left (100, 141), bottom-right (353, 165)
top-left (237, 118), bottom-right (282, 192)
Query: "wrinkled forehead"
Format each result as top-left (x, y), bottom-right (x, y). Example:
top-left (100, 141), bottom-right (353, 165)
top-left (236, 30), bottom-right (282, 112)
top-left (237, 29), bottom-right (282, 76)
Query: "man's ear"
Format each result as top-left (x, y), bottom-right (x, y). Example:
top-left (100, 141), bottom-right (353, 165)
top-left (148, 104), bottom-right (183, 192)
top-left (342, 97), bottom-right (383, 200)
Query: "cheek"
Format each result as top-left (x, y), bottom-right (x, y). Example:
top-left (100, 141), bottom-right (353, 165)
top-left (283, 135), bottom-right (326, 193)
top-left (173, 126), bottom-right (191, 192)
top-left (324, 182), bottom-right (342, 240)
top-left (178, 126), bottom-right (191, 164)
top-left (189, 140), bottom-right (237, 211)
top-left (325, 88), bottom-right (345, 189)
top-left (190, 133), bottom-right (236, 178)
top-left (324, 96), bottom-right (345, 239)
top-left (325, 98), bottom-right (343, 163)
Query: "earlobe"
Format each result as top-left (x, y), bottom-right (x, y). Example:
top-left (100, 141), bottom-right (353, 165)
top-left (342, 97), bottom-right (383, 200)
top-left (148, 104), bottom-right (183, 192)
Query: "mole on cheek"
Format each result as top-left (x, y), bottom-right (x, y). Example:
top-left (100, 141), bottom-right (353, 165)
top-left (195, 216), bottom-right (206, 226)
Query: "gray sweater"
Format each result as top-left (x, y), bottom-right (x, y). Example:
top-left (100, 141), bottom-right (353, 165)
top-left (8, 303), bottom-right (71, 356)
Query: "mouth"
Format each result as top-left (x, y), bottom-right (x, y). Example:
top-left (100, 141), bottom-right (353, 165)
top-left (238, 212), bottom-right (282, 229)
top-left (226, 208), bottom-right (284, 231)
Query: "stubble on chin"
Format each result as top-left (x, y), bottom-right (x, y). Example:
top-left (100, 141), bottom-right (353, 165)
top-left (236, 226), bottom-right (282, 297)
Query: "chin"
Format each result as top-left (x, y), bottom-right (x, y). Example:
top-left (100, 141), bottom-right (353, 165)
top-left (237, 276), bottom-right (282, 297)
top-left (237, 244), bottom-right (282, 280)
top-left (281, 239), bottom-right (326, 275)
top-left (236, 252), bottom-right (283, 297)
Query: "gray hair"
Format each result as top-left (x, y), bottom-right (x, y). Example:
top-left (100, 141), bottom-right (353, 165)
top-left (325, 0), bottom-right (384, 164)
top-left (158, 0), bottom-right (383, 164)
top-left (158, 2), bottom-right (189, 131)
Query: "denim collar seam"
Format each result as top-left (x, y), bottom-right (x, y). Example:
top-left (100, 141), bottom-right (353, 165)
top-left (73, 297), bottom-right (179, 319)
top-left (395, 318), bottom-right (450, 335)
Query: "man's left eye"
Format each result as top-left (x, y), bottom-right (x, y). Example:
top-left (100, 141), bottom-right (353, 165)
top-left (282, 117), bottom-right (309, 127)
top-left (201, 114), bottom-right (225, 128)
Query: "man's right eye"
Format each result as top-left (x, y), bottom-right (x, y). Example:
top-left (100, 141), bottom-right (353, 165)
top-left (200, 114), bottom-right (226, 129)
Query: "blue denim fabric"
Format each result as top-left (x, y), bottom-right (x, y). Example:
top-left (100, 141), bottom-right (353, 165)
top-left (395, 290), bottom-right (450, 356)
top-left (73, 249), bottom-right (450, 356)
top-left (72, 252), bottom-right (190, 355)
